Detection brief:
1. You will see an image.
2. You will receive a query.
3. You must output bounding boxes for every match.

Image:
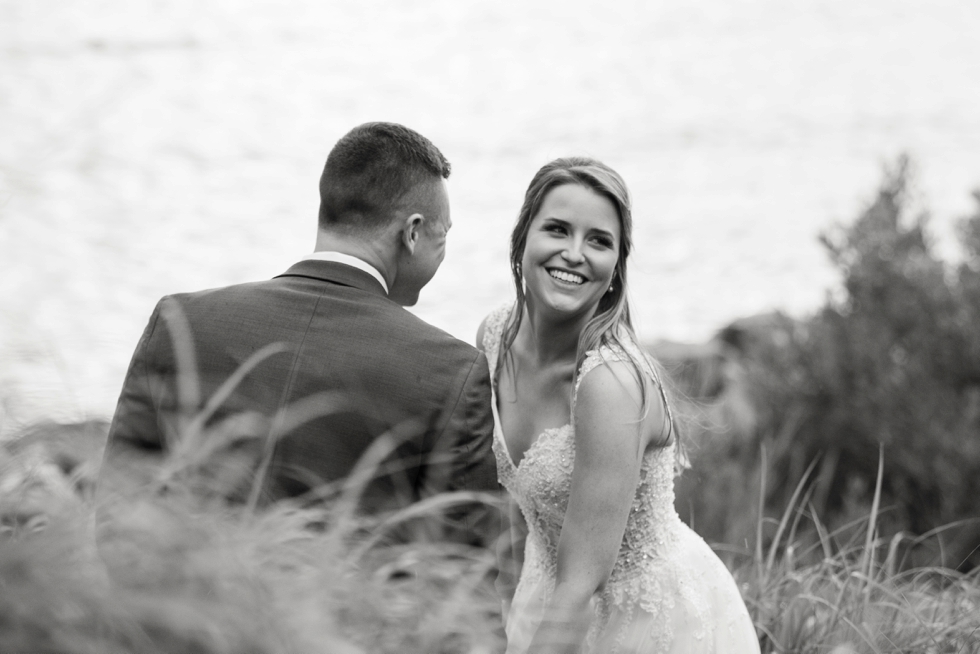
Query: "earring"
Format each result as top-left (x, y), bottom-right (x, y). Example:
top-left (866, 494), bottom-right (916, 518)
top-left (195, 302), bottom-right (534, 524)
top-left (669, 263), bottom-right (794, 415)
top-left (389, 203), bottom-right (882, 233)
top-left (607, 285), bottom-right (614, 293)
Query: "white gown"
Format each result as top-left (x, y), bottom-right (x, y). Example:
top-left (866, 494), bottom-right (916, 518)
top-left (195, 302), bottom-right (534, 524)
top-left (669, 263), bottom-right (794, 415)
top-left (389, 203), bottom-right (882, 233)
top-left (483, 307), bottom-right (761, 654)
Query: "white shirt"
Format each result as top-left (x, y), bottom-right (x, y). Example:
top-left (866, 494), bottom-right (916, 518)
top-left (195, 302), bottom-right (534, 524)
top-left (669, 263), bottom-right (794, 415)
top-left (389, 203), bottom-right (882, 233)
top-left (301, 251), bottom-right (389, 294)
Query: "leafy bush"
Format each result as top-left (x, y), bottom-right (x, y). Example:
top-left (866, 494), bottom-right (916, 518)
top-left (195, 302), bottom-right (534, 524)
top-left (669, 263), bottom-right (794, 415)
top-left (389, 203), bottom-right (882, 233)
top-left (678, 157), bottom-right (980, 571)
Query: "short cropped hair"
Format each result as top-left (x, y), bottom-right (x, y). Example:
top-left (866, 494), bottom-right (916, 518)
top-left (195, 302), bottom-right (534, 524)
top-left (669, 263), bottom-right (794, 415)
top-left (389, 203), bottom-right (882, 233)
top-left (318, 122), bottom-right (451, 232)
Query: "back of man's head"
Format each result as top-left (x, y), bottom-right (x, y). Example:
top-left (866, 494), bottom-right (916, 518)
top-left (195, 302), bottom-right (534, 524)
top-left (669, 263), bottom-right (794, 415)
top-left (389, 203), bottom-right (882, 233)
top-left (318, 122), bottom-right (451, 233)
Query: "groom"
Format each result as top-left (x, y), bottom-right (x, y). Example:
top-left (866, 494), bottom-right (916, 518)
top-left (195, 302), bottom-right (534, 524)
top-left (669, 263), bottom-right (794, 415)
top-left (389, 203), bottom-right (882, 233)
top-left (99, 122), bottom-right (497, 539)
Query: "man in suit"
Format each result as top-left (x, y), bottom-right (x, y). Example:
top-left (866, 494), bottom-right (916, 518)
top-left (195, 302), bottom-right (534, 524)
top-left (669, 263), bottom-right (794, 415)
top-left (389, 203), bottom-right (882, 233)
top-left (99, 122), bottom-right (497, 539)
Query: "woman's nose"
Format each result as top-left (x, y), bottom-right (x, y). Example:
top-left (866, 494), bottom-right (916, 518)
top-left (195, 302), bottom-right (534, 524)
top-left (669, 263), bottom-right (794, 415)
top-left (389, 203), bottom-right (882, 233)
top-left (561, 242), bottom-right (585, 264)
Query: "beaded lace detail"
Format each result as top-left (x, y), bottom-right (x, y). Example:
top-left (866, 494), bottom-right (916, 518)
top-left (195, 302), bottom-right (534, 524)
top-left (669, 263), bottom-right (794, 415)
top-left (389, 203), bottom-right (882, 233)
top-left (483, 305), bottom-right (716, 653)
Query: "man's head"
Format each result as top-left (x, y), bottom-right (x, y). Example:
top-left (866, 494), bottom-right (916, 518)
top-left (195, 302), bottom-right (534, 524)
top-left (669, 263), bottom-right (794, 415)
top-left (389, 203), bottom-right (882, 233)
top-left (318, 122), bottom-right (452, 306)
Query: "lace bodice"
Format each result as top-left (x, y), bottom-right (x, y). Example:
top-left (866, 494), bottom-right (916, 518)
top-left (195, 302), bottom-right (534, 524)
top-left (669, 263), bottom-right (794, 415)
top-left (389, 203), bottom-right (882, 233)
top-left (482, 305), bottom-right (706, 650)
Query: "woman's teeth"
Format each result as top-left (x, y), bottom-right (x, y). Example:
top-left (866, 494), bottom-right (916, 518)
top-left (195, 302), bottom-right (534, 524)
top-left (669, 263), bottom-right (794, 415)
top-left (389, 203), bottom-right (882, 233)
top-left (549, 270), bottom-right (585, 284)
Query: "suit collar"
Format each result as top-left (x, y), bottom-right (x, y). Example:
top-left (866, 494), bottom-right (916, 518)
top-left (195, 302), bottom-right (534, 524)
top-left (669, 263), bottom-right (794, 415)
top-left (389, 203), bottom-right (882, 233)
top-left (300, 251), bottom-right (388, 292)
top-left (275, 259), bottom-right (388, 298)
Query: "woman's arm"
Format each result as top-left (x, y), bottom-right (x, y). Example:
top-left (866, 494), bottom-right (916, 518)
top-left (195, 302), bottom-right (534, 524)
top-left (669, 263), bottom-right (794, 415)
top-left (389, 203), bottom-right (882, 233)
top-left (528, 360), bottom-right (666, 653)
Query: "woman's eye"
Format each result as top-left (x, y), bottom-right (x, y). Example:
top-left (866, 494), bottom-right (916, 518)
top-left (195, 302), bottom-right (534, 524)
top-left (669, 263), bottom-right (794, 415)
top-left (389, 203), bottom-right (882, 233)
top-left (545, 224), bottom-right (566, 234)
top-left (590, 236), bottom-right (613, 248)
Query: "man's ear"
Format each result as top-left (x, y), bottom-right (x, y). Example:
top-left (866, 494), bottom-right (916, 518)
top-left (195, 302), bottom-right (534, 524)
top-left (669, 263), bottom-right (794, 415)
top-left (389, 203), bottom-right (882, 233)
top-left (401, 213), bottom-right (425, 255)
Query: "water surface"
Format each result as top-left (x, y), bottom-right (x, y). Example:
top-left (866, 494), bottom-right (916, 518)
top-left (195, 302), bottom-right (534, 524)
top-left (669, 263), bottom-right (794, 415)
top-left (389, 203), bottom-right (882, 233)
top-left (2, 0), bottom-right (979, 424)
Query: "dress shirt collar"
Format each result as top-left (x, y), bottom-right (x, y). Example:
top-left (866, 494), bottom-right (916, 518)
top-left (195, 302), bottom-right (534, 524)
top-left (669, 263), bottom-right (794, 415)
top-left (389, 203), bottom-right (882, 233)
top-left (301, 251), bottom-right (388, 294)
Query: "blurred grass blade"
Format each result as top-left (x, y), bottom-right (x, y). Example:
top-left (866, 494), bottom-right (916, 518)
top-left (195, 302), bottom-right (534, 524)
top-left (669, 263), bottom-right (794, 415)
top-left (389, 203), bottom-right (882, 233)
top-left (353, 490), bottom-right (502, 556)
top-left (245, 390), bottom-right (356, 512)
top-left (755, 443), bottom-right (767, 577)
top-left (810, 501), bottom-right (834, 561)
top-left (159, 298), bottom-right (200, 439)
top-left (321, 418), bottom-right (426, 533)
top-left (766, 457), bottom-right (819, 573)
top-left (885, 531), bottom-right (906, 580)
top-left (181, 341), bottom-right (292, 445)
top-left (860, 445), bottom-right (885, 587)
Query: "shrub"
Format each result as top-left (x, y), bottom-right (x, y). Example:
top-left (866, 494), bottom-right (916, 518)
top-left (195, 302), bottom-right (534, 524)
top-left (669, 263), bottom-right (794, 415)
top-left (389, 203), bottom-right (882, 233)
top-left (684, 157), bottom-right (980, 571)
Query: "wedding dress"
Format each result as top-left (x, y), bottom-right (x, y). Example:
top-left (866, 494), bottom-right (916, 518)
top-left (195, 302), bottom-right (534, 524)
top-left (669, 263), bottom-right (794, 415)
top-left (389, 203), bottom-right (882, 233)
top-left (483, 306), bottom-right (760, 654)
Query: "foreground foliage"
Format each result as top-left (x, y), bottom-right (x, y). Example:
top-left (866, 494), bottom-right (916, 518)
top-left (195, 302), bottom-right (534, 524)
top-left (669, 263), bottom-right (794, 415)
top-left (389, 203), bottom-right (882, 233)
top-left (745, 452), bottom-right (980, 653)
top-left (677, 158), bottom-right (980, 572)
top-left (2, 418), bottom-right (978, 653)
top-left (1, 500), bottom-right (502, 654)
top-left (0, 422), bottom-right (502, 654)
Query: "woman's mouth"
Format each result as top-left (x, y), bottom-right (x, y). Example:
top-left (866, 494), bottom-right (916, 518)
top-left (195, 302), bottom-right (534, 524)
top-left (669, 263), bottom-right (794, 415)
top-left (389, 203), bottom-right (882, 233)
top-left (548, 269), bottom-right (586, 285)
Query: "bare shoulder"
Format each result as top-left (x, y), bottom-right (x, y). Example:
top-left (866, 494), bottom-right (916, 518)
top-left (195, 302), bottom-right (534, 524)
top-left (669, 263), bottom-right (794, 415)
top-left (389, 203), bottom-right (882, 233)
top-left (576, 359), bottom-right (645, 413)
top-left (575, 358), bottom-right (669, 448)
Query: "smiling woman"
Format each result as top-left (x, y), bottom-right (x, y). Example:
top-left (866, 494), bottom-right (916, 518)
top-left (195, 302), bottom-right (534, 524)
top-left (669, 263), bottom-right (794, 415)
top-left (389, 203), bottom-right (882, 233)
top-left (522, 184), bottom-right (621, 317)
top-left (478, 157), bottom-right (760, 654)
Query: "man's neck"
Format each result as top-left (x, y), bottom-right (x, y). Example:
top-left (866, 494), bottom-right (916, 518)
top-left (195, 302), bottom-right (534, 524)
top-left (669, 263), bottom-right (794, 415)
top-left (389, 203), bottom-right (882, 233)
top-left (314, 230), bottom-right (394, 288)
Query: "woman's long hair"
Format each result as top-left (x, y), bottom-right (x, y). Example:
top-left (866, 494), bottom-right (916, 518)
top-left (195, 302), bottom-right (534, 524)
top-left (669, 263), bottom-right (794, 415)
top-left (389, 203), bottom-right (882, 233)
top-left (498, 157), bottom-right (682, 456)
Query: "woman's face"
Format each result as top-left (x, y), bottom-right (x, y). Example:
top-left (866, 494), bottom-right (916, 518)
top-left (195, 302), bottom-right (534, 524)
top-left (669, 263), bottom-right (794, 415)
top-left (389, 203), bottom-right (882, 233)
top-left (521, 183), bottom-right (621, 320)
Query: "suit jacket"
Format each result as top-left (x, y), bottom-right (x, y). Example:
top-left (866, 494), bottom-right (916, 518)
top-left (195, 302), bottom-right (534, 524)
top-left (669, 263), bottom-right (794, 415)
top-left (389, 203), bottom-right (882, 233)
top-left (102, 259), bottom-right (498, 535)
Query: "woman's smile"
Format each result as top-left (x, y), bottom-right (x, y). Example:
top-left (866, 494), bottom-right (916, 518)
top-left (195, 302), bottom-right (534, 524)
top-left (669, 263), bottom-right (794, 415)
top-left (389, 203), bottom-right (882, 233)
top-left (522, 183), bottom-right (621, 316)
top-left (547, 268), bottom-right (587, 285)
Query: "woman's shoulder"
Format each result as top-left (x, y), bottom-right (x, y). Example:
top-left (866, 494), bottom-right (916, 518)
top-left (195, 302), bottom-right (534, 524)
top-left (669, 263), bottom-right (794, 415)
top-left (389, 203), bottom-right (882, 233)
top-left (575, 339), bottom-right (673, 448)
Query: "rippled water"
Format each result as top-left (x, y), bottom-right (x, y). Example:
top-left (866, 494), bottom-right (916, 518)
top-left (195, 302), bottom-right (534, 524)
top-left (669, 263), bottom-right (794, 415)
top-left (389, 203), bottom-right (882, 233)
top-left (2, 0), bottom-right (979, 425)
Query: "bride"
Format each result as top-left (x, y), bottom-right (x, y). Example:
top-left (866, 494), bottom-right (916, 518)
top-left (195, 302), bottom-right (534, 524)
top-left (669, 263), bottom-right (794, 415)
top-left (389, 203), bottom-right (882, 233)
top-left (478, 157), bottom-right (760, 653)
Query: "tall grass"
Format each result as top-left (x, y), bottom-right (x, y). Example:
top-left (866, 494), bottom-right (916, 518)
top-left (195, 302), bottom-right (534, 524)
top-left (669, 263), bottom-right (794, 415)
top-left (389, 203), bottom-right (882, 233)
top-left (742, 446), bottom-right (980, 654)
top-left (0, 416), bottom-right (505, 654)
top-left (3, 416), bottom-right (977, 653)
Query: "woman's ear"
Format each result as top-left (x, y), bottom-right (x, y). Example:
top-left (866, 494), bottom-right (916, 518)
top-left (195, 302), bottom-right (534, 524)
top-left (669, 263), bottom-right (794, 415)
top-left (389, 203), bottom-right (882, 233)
top-left (401, 213), bottom-right (425, 254)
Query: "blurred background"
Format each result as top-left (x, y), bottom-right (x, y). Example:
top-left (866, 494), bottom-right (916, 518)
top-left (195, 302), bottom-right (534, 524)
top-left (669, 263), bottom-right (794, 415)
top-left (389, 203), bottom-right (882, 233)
top-left (3, 0), bottom-right (979, 427)
top-left (4, 6), bottom-right (980, 648)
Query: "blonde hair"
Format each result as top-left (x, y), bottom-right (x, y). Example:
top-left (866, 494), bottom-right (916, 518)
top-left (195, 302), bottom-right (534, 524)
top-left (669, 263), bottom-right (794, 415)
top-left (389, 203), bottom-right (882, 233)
top-left (499, 157), bottom-right (679, 450)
